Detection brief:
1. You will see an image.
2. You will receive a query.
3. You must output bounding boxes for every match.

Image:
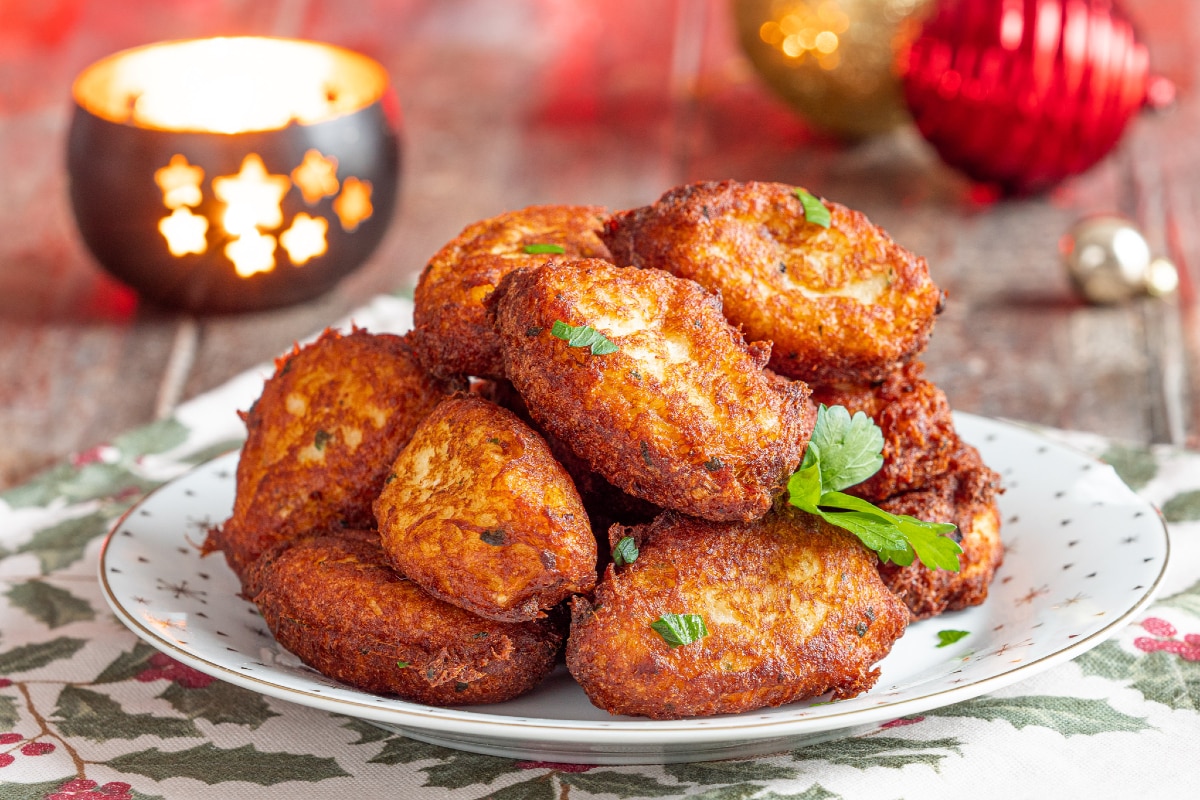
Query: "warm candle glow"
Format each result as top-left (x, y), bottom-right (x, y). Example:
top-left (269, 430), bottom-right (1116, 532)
top-left (333, 177), bottom-right (373, 231)
top-left (158, 207), bottom-right (209, 256)
top-left (281, 213), bottom-right (329, 264)
top-left (72, 37), bottom-right (390, 133)
top-left (292, 150), bottom-right (340, 204)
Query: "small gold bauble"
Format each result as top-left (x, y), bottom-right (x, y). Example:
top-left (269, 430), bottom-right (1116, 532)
top-left (1060, 216), bottom-right (1178, 305)
top-left (733, 0), bottom-right (932, 139)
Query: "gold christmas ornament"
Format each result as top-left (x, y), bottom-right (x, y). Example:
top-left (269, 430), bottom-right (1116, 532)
top-left (734, 0), bottom-right (932, 139)
top-left (1060, 216), bottom-right (1179, 305)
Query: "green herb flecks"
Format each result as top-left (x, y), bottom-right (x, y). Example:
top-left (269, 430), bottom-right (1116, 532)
top-left (550, 320), bottom-right (619, 355)
top-left (651, 613), bottom-right (709, 648)
top-left (612, 536), bottom-right (639, 567)
top-left (396, 660), bottom-right (409, 669)
top-left (523, 243), bottom-right (566, 255)
top-left (937, 629), bottom-right (970, 648)
top-left (795, 188), bottom-right (832, 228)
top-left (787, 405), bottom-right (961, 572)
top-left (480, 529), bottom-right (507, 546)
top-left (314, 429), bottom-right (332, 451)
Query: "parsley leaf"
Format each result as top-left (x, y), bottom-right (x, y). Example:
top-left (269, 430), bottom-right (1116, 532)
top-left (523, 243), bottom-right (566, 254)
top-left (651, 613), bottom-right (709, 648)
top-left (795, 188), bottom-right (832, 228)
top-left (612, 536), bottom-right (639, 566)
top-left (937, 630), bottom-right (970, 648)
top-left (550, 320), bottom-right (619, 355)
top-left (787, 405), bottom-right (962, 571)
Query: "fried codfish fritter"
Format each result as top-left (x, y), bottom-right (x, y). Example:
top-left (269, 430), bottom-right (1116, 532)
top-left (566, 508), bottom-right (909, 719)
top-left (474, 377), bottom-right (662, 533)
top-left (601, 180), bottom-right (945, 384)
top-left (877, 441), bottom-right (1004, 620)
top-left (203, 328), bottom-right (462, 588)
top-left (412, 205), bottom-right (612, 378)
top-left (374, 394), bottom-right (597, 622)
top-left (490, 258), bottom-right (815, 522)
top-left (246, 532), bottom-right (562, 705)
top-left (809, 361), bottom-right (958, 502)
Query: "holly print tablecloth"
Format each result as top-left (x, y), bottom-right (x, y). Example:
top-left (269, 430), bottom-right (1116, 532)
top-left (2, 295), bottom-right (1198, 800)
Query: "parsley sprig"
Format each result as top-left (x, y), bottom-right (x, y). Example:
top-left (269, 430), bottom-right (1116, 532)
top-left (787, 405), bottom-right (962, 572)
top-left (523, 243), bottom-right (565, 254)
top-left (651, 613), bottom-right (708, 648)
top-left (794, 188), bottom-right (832, 228)
top-left (550, 320), bottom-right (619, 355)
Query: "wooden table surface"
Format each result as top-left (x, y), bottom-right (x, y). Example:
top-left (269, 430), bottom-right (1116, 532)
top-left (1, 0), bottom-right (1197, 492)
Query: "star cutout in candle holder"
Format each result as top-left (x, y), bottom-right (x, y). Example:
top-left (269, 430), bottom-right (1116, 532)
top-left (291, 149), bottom-right (340, 204)
top-left (154, 154), bottom-right (204, 209)
top-left (333, 177), bottom-right (373, 231)
top-left (158, 207), bottom-right (209, 256)
top-left (280, 212), bottom-right (329, 265)
top-left (214, 153), bottom-right (291, 235)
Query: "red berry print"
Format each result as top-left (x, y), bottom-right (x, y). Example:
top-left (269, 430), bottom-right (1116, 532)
top-left (1141, 617), bottom-right (1177, 638)
top-left (0, 732), bottom-right (22, 744)
top-left (0, 678), bottom-right (12, 688)
top-left (20, 740), bottom-right (54, 756)
top-left (881, 715), bottom-right (926, 728)
top-left (0, 753), bottom-right (13, 768)
top-left (136, 652), bottom-right (214, 689)
top-left (46, 778), bottom-right (134, 800)
top-left (1134, 616), bottom-right (1200, 662)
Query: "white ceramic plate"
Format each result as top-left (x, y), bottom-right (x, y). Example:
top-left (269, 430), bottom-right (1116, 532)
top-left (98, 413), bottom-right (1169, 764)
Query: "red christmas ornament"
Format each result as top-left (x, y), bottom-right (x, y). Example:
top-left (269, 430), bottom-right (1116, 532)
top-left (901, 0), bottom-right (1156, 194)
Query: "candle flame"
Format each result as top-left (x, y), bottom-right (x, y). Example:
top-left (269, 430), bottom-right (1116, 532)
top-left (73, 37), bottom-right (390, 134)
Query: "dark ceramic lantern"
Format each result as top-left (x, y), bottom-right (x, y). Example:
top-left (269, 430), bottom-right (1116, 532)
top-left (68, 37), bottom-right (401, 313)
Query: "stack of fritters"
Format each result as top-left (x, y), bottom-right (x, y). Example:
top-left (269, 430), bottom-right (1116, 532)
top-left (603, 180), bottom-right (1004, 621)
top-left (205, 181), bottom-right (1004, 719)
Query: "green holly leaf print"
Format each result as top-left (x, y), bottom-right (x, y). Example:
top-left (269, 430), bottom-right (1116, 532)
top-left (756, 786), bottom-right (843, 800)
top-left (158, 680), bottom-right (279, 729)
top-left (1074, 639), bottom-right (1139, 681)
top-left (53, 685), bottom-right (200, 741)
top-left (93, 640), bottom-right (160, 684)
top-left (790, 735), bottom-right (963, 772)
top-left (1154, 578), bottom-right (1200, 619)
top-left (113, 418), bottom-right (189, 457)
top-left (2, 462), bottom-right (159, 510)
top-left (6, 579), bottom-right (95, 629)
top-left (666, 759), bottom-right (798, 784)
top-left (685, 785), bottom-right (769, 800)
top-left (1128, 652), bottom-right (1200, 712)
top-left (1076, 639), bottom-right (1200, 712)
top-left (17, 510), bottom-right (111, 574)
top-left (471, 775), bottom-right (556, 800)
top-left (0, 636), bottom-right (86, 674)
top-left (340, 715), bottom-right (393, 744)
top-left (560, 770), bottom-right (683, 797)
top-left (1100, 444), bottom-right (1158, 490)
top-left (926, 695), bottom-right (1150, 735)
top-left (106, 742), bottom-right (350, 784)
top-left (367, 734), bottom-right (454, 765)
top-left (421, 749), bottom-right (517, 789)
top-left (0, 693), bottom-right (18, 729)
top-left (1162, 489), bottom-right (1200, 523)
top-left (0, 779), bottom-right (79, 800)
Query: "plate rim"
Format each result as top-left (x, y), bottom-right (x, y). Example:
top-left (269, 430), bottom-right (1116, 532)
top-left (97, 412), bottom-right (1172, 749)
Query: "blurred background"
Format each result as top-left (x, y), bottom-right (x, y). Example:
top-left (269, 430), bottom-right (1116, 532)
top-left (0, 0), bottom-right (1197, 490)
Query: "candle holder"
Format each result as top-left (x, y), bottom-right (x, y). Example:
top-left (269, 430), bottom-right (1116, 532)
top-left (68, 37), bottom-right (401, 313)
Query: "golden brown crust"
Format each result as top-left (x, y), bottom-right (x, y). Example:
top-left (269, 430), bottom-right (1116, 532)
top-left (203, 328), bottom-right (463, 588)
top-left (247, 533), bottom-right (562, 704)
top-left (412, 205), bottom-right (612, 378)
top-left (374, 394), bottom-right (597, 621)
top-left (566, 507), bottom-right (909, 719)
top-left (809, 361), bottom-right (958, 502)
top-left (490, 258), bottom-right (815, 522)
top-left (876, 441), bottom-right (1005, 620)
top-left (601, 180), bottom-right (944, 383)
